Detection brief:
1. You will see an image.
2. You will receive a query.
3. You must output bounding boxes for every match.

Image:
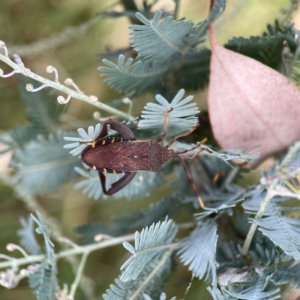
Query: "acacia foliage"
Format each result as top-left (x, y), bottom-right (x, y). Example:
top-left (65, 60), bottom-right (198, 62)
top-left (1, 1), bottom-right (300, 300)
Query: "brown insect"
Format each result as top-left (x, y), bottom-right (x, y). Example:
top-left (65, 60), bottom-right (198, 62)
top-left (80, 109), bottom-right (205, 208)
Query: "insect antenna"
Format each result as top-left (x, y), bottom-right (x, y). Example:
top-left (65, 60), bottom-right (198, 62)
top-left (177, 156), bottom-right (205, 209)
top-left (177, 143), bottom-right (202, 155)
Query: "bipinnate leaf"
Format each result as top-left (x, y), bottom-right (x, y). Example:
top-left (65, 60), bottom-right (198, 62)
top-left (28, 264), bottom-right (58, 300)
top-left (208, 0), bottom-right (226, 23)
top-left (222, 267), bottom-right (281, 300)
top-left (177, 220), bottom-right (218, 286)
top-left (75, 197), bottom-right (181, 243)
top-left (99, 55), bottom-right (170, 96)
top-left (104, 255), bottom-right (173, 300)
top-left (18, 216), bottom-right (42, 255)
top-left (270, 258), bottom-right (300, 289)
top-left (252, 202), bottom-right (300, 261)
top-left (28, 212), bottom-right (58, 300)
top-left (139, 89), bottom-right (199, 137)
top-left (208, 26), bottom-right (300, 166)
top-left (224, 281), bottom-right (280, 300)
top-left (10, 132), bottom-right (80, 194)
top-left (207, 286), bottom-right (233, 300)
top-left (120, 219), bottom-right (178, 282)
top-left (31, 211), bottom-right (56, 265)
top-left (143, 293), bottom-right (176, 300)
top-left (130, 10), bottom-right (194, 63)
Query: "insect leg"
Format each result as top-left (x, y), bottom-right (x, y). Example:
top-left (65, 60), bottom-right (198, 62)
top-left (99, 171), bottom-right (136, 195)
top-left (177, 143), bottom-right (202, 155)
top-left (156, 108), bottom-right (173, 143)
top-left (178, 157), bottom-right (205, 209)
top-left (166, 124), bottom-right (199, 148)
top-left (95, 119), bottom-right (136, 142)
top-left (176, 138), bottom-right (209, 156)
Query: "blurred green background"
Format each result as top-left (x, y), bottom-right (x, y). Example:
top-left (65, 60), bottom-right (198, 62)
top-left (0, 0), bottom-right (294, 299)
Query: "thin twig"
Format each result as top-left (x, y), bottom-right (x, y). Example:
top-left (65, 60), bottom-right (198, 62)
top-left (174, 0), bottom-right (180, 20)
top-left (0, 51), bottom-right (132, 120)
top-left (69, 251), bottom-right (89, 298)
top-left (242, 142), bottom-right (300, 255)
top-left (0, 221), bottom-right (193, 270)
top-left (241, 180), bottom-right (278, 255)
top-left (0, 233), bottom-right (135, 269)
top-left (7, 17), bottom-right (99, 57)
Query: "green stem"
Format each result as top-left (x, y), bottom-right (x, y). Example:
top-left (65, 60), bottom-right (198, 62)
top-left (174, 0), bottom-right (180, 20)
top-left (129, 249), bottom-right (173, 300)
top-left (241, 180), bottom-right (278, 255)
top-left (69, 251), bottom-right (89, 298)
top-left (0, 221), bottom-right (193, 270)
top-left (0, 52), bottom-right (132, 120)
top-left (0, 233), bottom-right (135, 269)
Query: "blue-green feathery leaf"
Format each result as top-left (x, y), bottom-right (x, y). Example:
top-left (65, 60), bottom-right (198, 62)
top-left (64, 123), bottom-right (101, 156)
top-left (253, 202), bottom-right (300, 261)
top-left (177, 220), bottom-right (218, 286)
top-left (283, 140), bottom-right (300, 166)
top-left (130, 10), bottom-right (194, 63)
top-left (104, 255), bottom-right (173, 300)
top-left (176, 49), bottom-right (211, 90)
top-left (6, 125), bottom-right (41, 152)
top-left (99, 55), bottom-right (171, 96)
top-left (138, 89), bottom-right (199, 137)
top-left (74, 166), bottom-right (102, 200)
top-left (271, 258), bottom-right (300, 289)
top-left (6, 77), bottom-right (64, 150)
top-left (207, 286), bottom-right (234, 300)
top-left (143, 293), bottom-right (176, 300)
top-left (10, 132), bottom-right (81, 194)
top-left (224, 274), bottom-right (280, 300)
top-left (242, 188), bottom-right (293, 215)
top-left (120, 219), bottom-right (178, 281)
top-left (31, 211), bottom-right (56, 266)
top-left (214, 247), bottom-right (286, 299)
top-left (28, 264), bottom-right (58, 300)
top-left (64, 120), bottom-right (139, 156)
top-left (208, 0), bottom-right (226, 23)
top-left (173, 142), bottom-right (259, 166)
top-left (28, 212), bottom-right (58, 300)
top-left (75, 197), bottom-right (182, 243)
top-left (191, 0), bottom-right (226, 46)
top-left (277, 140), bottom-right (300, 179)
top-left (224, 20), bottom-right (300, 75)
top-left (17, 216), bottom-right (42, 255)
top-left (99, 1), bottom-right (227, 96)
top-left (17, 77), bottom-right (63, 133)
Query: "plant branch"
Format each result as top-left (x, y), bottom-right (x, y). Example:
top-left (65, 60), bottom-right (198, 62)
top-left (0, 233), bottom-right (135, 270)
top-left (69, 251), bottom-right (89, 298)
top-left (0, 221), bottom-right (193, 270)
top-left (174, 0), bottom-right (180, 20)
top-left (242, 142), bottom-right (300, 255)
top-left (130, 248), bottom-right (173, 300)
top-left (6, 17), bottom-right (99, 58)
top-left (0, 47), bottom-right (132, 120)
top-left (241, 180), bottom-right (278, 255)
